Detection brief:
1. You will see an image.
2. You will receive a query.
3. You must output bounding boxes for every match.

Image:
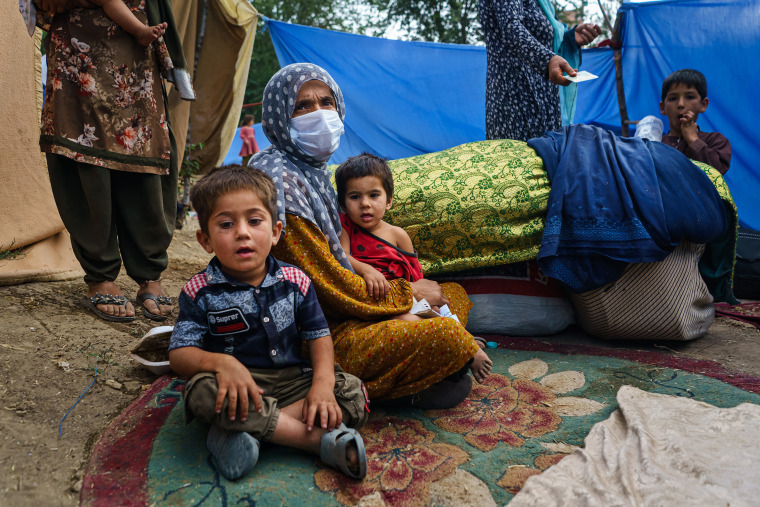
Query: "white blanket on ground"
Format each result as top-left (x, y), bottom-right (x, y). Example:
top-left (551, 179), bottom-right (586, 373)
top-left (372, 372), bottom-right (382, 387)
top-left (509, 385), bottom-right (760, 507)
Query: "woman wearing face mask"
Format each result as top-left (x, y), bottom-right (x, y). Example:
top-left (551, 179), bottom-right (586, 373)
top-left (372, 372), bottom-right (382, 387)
top-left (248, 64), bottom-right (490, 408)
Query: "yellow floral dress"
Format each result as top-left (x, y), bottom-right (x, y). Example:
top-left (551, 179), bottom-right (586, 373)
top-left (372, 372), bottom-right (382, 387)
top-left (273, 215), bottom-right (480, 400)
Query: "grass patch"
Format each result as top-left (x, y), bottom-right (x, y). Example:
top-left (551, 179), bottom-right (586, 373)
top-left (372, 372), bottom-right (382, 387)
top-left (0, 240), bottom-right (27, 261)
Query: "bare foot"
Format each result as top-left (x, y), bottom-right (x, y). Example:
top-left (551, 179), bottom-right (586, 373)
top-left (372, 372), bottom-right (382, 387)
top-left (305, 427), bottom-right (361, 477)
top-left (86, 281), bottom-right (135, 319)
top-left (345, 441), bottom-right (359, 475)
top-left (136, 279), bottom-right (173, 319)
top-left (470, 348), bottom-right (493, 383)
top-left (135, 22), bottom-right (167, 46)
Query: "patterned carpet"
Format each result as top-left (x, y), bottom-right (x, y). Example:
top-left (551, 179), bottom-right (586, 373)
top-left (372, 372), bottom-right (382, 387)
top-left (715, 302), bottom-right (760, 329)
top-left (81, 339), bottom-right (760, 506)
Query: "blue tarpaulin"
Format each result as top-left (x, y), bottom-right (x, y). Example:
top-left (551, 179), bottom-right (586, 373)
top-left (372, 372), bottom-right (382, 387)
top-left (228, 2), bottom-right (758, 228)
top-left (610, 0), bottom-right (760, 230)
top-left (264, 16), bottom-right (486, 163)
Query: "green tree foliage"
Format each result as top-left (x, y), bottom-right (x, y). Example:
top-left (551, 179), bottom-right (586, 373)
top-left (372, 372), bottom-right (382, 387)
top-left (367, 0), bottom-right (482, 44)
top-left (243, 0), bottom-right (380, 123)
top-left (550, 0), bottom-right (589, 25)
top-left (551, 0), bottom-right (622, 40)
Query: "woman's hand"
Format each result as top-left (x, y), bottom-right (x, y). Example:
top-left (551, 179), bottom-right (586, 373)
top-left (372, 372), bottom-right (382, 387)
top-left (548, 55), bottom-right (575, 86)
top-left (411, 279), bottom-right (450, 307)
top-left (574, 23), bottom-right (602, 47)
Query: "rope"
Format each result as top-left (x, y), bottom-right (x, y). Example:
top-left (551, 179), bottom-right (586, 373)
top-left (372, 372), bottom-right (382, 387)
top-left (58, 362), bottom-right (99, 438)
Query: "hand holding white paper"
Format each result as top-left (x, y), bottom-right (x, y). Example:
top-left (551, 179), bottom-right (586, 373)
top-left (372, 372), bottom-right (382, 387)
top-left (564, 70), bottom-right (598, 83)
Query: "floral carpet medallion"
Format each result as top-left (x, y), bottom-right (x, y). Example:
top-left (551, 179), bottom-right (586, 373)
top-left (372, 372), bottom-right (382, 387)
top-left (314, 417), bottom-right (468, 506)
top-left (82, 341), bottom-right (760, 506)
top-left (426, 357), bottom-right (604, 452)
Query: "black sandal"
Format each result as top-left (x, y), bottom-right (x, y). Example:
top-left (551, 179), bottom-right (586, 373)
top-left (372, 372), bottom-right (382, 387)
top-left (81, 293), bottom-right (136, 323)
top-left (136, 292), bottom-right (174, 322)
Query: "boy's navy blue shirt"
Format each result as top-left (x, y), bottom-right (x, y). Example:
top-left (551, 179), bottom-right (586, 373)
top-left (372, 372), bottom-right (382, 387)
top-left (170, 255), bottom-right (331, 369)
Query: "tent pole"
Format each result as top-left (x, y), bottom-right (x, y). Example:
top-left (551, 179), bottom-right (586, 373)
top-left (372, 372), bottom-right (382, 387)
top-left (178, 0), bottom-right (209, 229)
top-left (612, 11), bottom-right (630, 137)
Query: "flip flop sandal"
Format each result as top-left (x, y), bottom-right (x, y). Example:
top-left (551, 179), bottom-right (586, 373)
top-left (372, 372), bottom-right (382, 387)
top-left (473, 337), bottom-right (487, 349)
top-left (81, 293), bottom-right (136, 323)
top-left (206, 426), bottom-right (260, 480)
top-left (136, 293), bottom-right (173, 321)
top-left (320, 423), bottom-right (367, 479)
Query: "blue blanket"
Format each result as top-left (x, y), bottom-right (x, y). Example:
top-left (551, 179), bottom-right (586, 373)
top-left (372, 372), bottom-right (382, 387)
top-left (528, 124), bottom-right (727, 292)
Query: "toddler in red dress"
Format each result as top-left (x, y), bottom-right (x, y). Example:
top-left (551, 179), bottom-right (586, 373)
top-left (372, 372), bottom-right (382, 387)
top-left (336, 153), bottom-right (492, 381)
top-left (336, 154), bottom-right (448, 321)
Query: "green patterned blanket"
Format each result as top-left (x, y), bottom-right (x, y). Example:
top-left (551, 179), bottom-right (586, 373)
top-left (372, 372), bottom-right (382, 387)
top-left (381, 141), bottom-right (736, 300)
top-left (385, 140), bottom-right (549, 275)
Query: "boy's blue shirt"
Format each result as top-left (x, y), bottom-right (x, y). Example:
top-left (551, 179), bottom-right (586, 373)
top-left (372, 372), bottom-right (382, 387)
top-left (170, 255), bottom-right (330, 369)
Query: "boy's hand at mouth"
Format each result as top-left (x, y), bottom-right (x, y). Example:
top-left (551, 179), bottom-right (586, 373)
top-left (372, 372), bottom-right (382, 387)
top-left (679, 111), bottom-right (699, 144)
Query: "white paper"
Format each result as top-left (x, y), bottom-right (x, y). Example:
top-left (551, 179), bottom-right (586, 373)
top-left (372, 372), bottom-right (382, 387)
top-left (410, 297), bottom-right (433, 316)
top-left (564, 70), bottom-right (598, 83)
top-left (410, 298), bottom-right (459, 322)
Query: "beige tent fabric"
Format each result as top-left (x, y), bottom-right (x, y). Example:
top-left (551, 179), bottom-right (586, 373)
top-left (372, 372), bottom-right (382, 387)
top-left (0, 13), bottom-right (63, 251)
top-left (0, 231), bottom-right (83, 286)
top-left (510, 386), bottom-right (760, 507)
top-left (168, 0), bottom-right (258, 172)
top-left (0, 4), bottom-right (82, 285)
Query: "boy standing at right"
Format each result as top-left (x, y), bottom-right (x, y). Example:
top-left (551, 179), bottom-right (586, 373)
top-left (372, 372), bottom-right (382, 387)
top-left (660, 69), bottom-right (731, 174)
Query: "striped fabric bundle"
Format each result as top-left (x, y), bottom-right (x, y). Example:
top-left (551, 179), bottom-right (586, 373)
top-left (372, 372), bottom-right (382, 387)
top-left (570, 242), bottom-right (714, 341)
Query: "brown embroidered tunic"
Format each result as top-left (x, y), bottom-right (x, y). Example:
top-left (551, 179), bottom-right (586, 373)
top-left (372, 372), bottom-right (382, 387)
top-left (39, 1), bottom-right (173, 175)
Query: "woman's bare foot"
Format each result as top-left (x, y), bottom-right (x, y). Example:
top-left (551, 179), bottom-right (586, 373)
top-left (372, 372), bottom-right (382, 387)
top-left (86, 281), bottom-right (135, 319)
top-left (135, 22), bottom-right (167, 46)
top-left (471, 348), bottom-right (493, 383)
top-left (136, 279), bottom-right (173, 319)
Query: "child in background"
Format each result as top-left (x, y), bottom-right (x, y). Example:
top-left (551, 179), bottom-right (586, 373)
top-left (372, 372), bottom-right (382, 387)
top-left (239, 114), bottom-right (260, 166)
top-left (169, 165), bottom-right (368, 481)
top-left (660, 69), bottom-right (731, 174)
top-left (335, 153), bottom-right (493, 382)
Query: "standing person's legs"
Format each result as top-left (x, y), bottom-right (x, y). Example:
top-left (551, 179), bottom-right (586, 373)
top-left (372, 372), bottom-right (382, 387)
top-left (46, 154), bottom-right (135, 320)
top-left (111, 167), bottom-right (178, 319)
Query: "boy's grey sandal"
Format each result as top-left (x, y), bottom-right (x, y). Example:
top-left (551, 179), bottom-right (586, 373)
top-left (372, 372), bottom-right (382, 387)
top-left (320, 423), bottom-right (367, 479)
top-left (136, 293), bottom-right (173, 321)
top-left (81, 293), bottom-right (136, 323)
top-left (206, 426), bottom-right (260, 480)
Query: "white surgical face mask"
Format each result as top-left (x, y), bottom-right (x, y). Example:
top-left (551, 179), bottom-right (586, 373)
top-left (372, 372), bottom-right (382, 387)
top-left (289, 109), bottom-right (344, 161)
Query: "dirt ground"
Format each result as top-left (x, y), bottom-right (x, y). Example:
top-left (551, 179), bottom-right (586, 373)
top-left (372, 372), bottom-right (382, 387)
top-left (1, 220), bottom-right (758, 506)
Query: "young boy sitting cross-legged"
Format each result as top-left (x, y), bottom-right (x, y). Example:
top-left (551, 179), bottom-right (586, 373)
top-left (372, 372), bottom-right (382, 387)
top-left (169, 165), bottom-right (369, 481)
